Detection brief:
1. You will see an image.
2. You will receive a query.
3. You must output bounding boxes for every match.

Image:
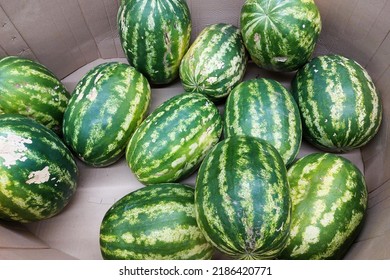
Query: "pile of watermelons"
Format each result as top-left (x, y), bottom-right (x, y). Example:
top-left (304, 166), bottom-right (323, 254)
top-left (0, 0), bottom-right (383, 260)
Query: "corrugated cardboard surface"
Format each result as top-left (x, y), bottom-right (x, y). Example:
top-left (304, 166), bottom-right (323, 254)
top-left (1, 0), bottom-right (390, 259)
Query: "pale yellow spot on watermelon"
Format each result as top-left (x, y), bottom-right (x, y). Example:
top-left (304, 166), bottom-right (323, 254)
top-left (75, 92), bottom-right (84, 103)
top-left (291, 225), bottom-right (320, 257)
top-left (0, 135), bottom-right (32, 168)
top-left (100, 234), bottom-right (117, 243)
top-left (26, 166), bottom-right (51, 185)
top-left (94, 72), bottom-right (105, 84)
top-left (316, 212), bottom-right (364, 259)
top-left (0, 174), bottom-right (11, 187)
top-left (273, 57), bottom-right (288, 63)
top-left (171, 156), bottom-right (186, 168)
top-left (154, 169), bottom-right (169, 177)
top-left (188, 143), bottom-right (198, 155)
top-left (254, 33), bottom-right (260, 43)
top-left (290, 224), bottom-right (300, 238)
top-left (122, 202), bottom-right (194, 226)
top-left (206, 76), bottom-right (218, 84)
top-left (121, 232), bottom-right (135, 244)
top-left (136, 225), bottom-right (202, 246)
top-left (303, 225), bottom-right (320, 244)
top-left (320, 212), bottom-right (334, 227)
top-left (310, 200), bottom-right (326, 224)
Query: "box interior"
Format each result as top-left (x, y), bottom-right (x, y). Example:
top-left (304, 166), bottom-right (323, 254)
top-left (1, 0), bottom-right (389, 259)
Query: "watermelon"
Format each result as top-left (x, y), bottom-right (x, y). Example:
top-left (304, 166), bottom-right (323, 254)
top-left (179, 23), bottom-right (248, 101)
top-left (240, 0), bottom-right (322, 72)
top-left (224, 78), bottom-right (301, 166)
top-left (280, 153), bottom-right (368, 259)
top-left (62, 62), bottom-right (151, 167)
top-left (195, 136), bottom-right (291, 260)
top-left (0, 114), bottom-right (78, 223)
top-left (0, 56), bottom-right (70, 135)
top-left (126, 92), bottom-right (222, 184)
top-left (291, 54), bottom-right (382, 152)
top-left (118, 0), bottom-right (192, 85)
top-left (99, 183), bottom-right (214, 260)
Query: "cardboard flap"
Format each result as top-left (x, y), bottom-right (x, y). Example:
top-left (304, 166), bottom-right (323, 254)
top-left (0, 249), bottom-right (76, 260)
top-left (0, 221), bottom-right (48, 249)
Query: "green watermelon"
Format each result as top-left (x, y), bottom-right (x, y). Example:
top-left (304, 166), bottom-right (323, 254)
top-left (62, 62), bottom-right (151, 167)
top-left (118, 0), bottom-right (192, 85)
top-left (126, 92), bottom-right (222, 184)
top-left (240, 0), bottom-right (322, 72)
top-left (280, 153), bottom-right (368, 259)
top-left (291, 54), bottom-right (382, 152)
top-left (179, 23), bottom-right (248, 101)
top-left (0, 114), bottom-right (78, 223)
top-left (100, 183), bottom-right (214, 260)
top-left (0, 56), bottom-right (70, 135)
top-left (195, 136), bottom-right (291, 260)
top-left (224, 78), bottom-right (301, 165)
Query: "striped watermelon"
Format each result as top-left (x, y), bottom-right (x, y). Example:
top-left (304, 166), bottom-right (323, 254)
top-left (195, 136), bottom-right (291, 260)
top-left (99, 183), bottom-right (214, 260)
top-left (0, 56), bottom-right (70, 135)
top-left (0, 114), bottom-right (78, 223)
top-left (118, 0), bottom-right (191, 85)
top-left (280, 153), bottom-right (368, 259)
top-left (126, 92), bottom-right (222, 184)
top-left (179, 23), bottom-right (248, 101)
top-left (63, 62), bottom-right (151, 167)
top-left (240, 0), bottom-right (322, 72)
top-left (224, 78), bottom-right (301, 166)
top-left (291, 55), bottom-right (382, 152)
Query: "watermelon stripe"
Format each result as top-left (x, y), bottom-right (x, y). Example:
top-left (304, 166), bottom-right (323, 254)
top-left (0, 56), bottom-right (70, 135)
top-left (224, 78), bottom-right (301, 165)
top-left (195, 136), bottom-right (291, 259)
top-left (63, 62), bottom-right (151, 167)
top-left (99, 184), bottom-right (213, 260)
top-left (180, 23), bottom-right (247, 100)
top-left (0, 115), bottom-right (78, 223)
top-left (281, 153), bottom-right (368, 259)
top-left (118, 0), bottom-right (191, 84)
top-left (292, 55), bottom-right (382, 152)
top-left (126, 92), bottom-right (222, 184)
top-left (240, 0), bottom-right (321, 72)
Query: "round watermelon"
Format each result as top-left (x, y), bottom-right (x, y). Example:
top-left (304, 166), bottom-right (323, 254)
top-left (195, 136), bottom-right (291, 259)
top-left (126, 92), bottom-right (222, 184)
top-left (0, 56), bottom-right (70, 135)
top-left (280, 153), bottom-right (368, 259)
top-left (118, 0), bottom-right (192, 85)
top-left (179, 23), bottom-right (248, 101)
top-left (291, 54), bottom-right (382, 152)
top-left (63, 62), bottom-right (151, 167)
top-left (240, 0), bottom-right (321, 72)
top-left (0, 114), bottom-right (78, 223)
top-left (99, 183), bottom-right (214, 260)
top-left (224, 78), bottom-right (302, 166)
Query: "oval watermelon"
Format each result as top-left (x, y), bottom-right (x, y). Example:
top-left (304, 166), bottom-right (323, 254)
top-left (118, 0), bottom-right (192, 85)
top-left (280, 153), bottom-right (368, 259)
top-left (240, 0), bottom-right (321, 72)
top-left (99, 183), bottom-right (214, 260)
top-left (63, 62), bottom-right (151, 167)
top-left (195, 136), bottom-right (291, 260)
top-left (0, 56), bottom-right (70, 135)
top-left (224, 78), bottom-right (302, 166)
top-left (179, 23), bottom-right (248, 101)
top-left (0, 114), bottom-right (78, 223)
top-left (291, 54), bottom-right (382, 152)
top-left (126, 92), bottom-right (222, 184)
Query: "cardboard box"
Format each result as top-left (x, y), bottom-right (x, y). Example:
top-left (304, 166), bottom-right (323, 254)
top-left (0, 0), bottom-right (389, 259)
